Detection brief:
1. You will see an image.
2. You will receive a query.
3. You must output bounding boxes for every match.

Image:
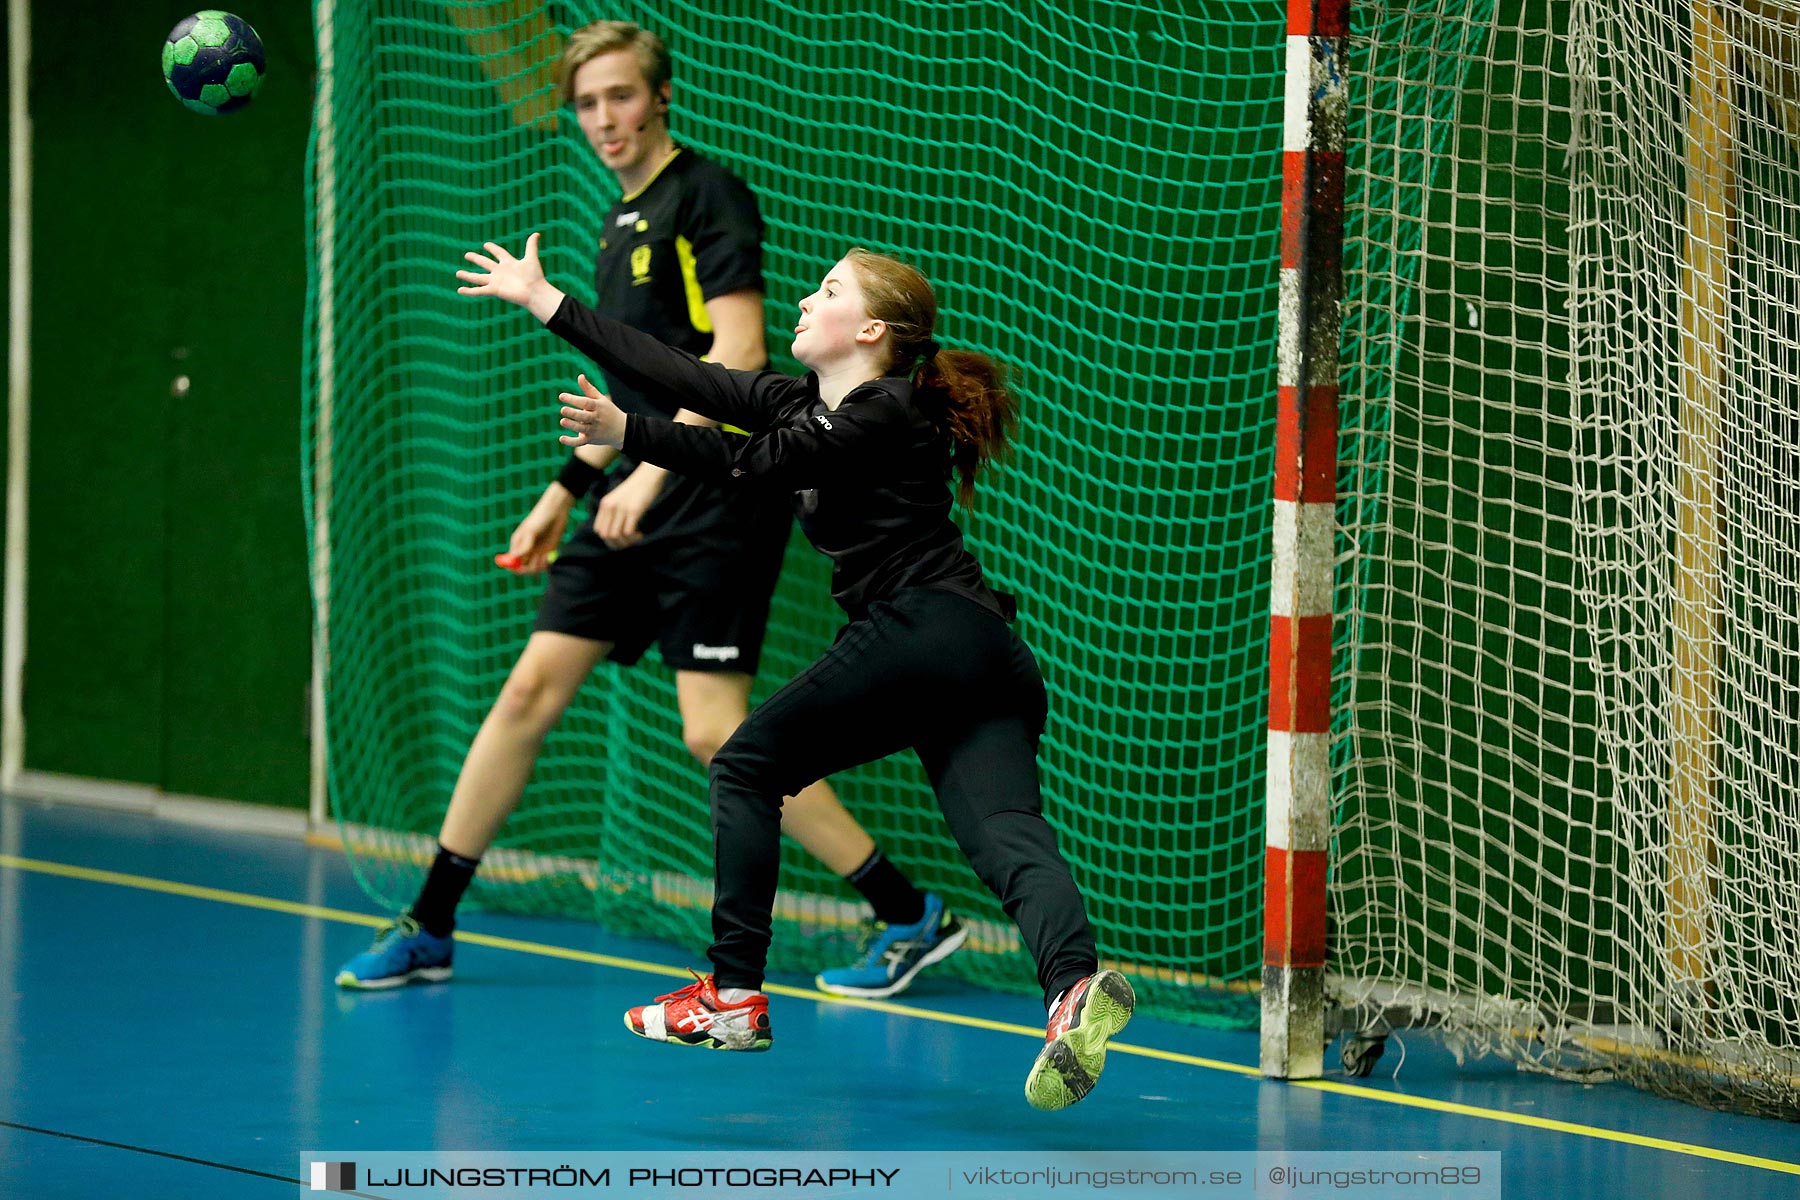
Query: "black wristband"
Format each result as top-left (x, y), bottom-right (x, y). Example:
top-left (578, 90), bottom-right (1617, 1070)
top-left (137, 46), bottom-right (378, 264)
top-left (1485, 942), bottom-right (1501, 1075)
top-left (555, 455), bottom-right (606, 497)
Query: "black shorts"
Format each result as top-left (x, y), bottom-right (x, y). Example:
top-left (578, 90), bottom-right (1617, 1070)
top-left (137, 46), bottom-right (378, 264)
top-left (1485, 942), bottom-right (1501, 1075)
top-left (533, 499), bottom-right (792, 674)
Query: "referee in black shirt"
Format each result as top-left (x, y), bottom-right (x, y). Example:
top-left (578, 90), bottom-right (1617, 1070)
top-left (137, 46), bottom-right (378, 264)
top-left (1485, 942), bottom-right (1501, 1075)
top-left (337, 23), bottom-right (962, 1002)
top-left (459, 236), bottom-right (1135, 1111)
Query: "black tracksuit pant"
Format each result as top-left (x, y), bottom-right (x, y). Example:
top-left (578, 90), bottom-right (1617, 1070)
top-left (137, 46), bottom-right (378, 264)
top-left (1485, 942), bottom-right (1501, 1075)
top-left (706, 586), bottom-right (1098, 1006)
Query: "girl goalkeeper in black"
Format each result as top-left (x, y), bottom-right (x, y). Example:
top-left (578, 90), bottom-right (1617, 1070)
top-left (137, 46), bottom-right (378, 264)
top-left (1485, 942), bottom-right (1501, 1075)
top-left (457, 234), bottom-right (1134, 1112)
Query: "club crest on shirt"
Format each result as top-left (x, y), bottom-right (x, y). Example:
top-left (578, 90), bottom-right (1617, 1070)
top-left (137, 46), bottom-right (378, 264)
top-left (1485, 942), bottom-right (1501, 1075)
top-left (631, 244), bottom-right (652, 285)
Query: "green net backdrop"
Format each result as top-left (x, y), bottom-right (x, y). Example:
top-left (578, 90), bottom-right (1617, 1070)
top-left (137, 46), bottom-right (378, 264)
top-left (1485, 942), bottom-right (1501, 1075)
top-left (302, 1), bottom-right (1283, 1025)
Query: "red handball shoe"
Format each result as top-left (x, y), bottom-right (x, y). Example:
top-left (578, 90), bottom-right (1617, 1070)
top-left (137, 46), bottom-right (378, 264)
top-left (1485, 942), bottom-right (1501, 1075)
top-left (624, 972), bottom-right (772, 1051)
top-left (1024, 969), bottom-right (1135, 1110)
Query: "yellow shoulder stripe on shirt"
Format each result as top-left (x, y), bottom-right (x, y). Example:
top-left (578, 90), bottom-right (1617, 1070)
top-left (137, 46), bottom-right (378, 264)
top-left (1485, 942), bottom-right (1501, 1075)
top-left (675, 235), bottom-right (713, 335)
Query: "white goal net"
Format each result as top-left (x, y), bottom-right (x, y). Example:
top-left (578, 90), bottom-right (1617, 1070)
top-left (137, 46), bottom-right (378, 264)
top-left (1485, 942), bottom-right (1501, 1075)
top-left (1331, 0), bottom-right (1800, 1117)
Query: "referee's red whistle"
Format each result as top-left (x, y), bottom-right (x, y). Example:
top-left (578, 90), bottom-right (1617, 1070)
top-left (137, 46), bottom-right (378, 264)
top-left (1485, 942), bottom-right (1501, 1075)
top-left (495, 551), bottom-right (558, 573)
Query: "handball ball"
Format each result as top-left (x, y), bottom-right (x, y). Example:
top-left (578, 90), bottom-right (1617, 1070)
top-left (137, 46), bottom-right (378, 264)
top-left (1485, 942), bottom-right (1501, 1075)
top-left (162, 11), bottom-right (265, 116)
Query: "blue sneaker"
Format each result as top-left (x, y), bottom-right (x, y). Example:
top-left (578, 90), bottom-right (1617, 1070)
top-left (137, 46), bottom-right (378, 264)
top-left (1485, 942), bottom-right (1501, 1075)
top-left (335, 912), bottom-right (454, 989)
top-left (815, 892), bottom-right (968, 998)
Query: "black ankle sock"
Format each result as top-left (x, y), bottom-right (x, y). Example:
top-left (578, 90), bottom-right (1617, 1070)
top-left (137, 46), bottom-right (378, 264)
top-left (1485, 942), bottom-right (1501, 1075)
top-left (411, 845), bottom-right (481, 937)
top-left (844, 848), bottom-right (927, 926)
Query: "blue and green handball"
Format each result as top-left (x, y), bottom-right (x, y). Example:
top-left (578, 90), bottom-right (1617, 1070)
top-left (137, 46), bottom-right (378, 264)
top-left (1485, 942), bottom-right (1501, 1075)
top-left (162, 11), bottom-right (265, 116)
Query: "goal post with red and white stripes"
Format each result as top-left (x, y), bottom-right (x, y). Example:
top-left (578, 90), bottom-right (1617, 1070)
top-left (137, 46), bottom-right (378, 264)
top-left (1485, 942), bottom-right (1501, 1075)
top-left (1262, 0), bottom-right (1345, 1081)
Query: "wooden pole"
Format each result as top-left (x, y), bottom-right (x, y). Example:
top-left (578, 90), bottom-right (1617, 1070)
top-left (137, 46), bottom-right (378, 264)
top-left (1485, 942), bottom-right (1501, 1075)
top-left (446, 1), bottom-right (564, 130)
top-left (1668, 0), bottom-right (1735, 1013)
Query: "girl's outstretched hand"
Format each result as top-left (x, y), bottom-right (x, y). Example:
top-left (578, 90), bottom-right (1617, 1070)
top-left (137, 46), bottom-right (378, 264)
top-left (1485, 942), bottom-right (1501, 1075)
top-left (456, 232), bottom-right (550, 309)
top-left (559, 373), bottom-right (628, 449)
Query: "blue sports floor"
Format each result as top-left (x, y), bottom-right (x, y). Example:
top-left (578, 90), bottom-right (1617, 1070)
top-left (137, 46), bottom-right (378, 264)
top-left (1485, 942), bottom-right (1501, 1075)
top-left (1, 794), bottom-right (1796, 1198)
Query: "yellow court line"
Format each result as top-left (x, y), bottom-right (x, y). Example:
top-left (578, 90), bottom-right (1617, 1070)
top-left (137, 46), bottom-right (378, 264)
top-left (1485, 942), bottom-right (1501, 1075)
top-left (787, 986), bottom-right (1262, 1077)
top-left (4, 852), bottom-right (1797, 1175)
top-left (1291, 1081), bottom-right (1800, 1175)
top-left (0, 855), bottom-right (390, 927)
